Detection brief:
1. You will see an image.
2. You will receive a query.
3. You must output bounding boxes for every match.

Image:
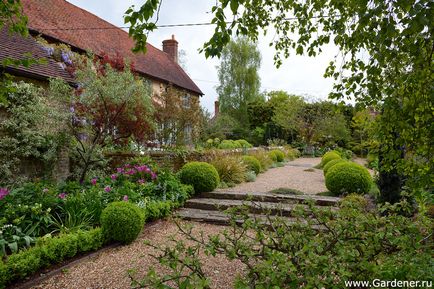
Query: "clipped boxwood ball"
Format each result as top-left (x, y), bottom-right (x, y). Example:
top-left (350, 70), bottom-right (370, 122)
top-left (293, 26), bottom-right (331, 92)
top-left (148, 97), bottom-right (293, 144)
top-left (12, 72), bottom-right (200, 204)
top-left (325, 162), bottom-right (372, 196)
top-left (321, 151), bottom-right (341, 167)
top-left (323, 158), bottom-right (347, 176)
top-left (100, 201), bottom-right (145, 244)
top-left (242, 156), bottom-right (261, 174)
top-left (179, 162), bottom-right (219, 193)
top-left (269, 150), bottom-right (285, 162)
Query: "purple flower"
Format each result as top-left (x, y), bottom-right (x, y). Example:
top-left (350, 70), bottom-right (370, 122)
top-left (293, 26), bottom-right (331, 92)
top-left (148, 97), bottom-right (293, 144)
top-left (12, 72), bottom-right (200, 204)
top-left (104, 186), bottom-right (111, 193)
top-left (123, 195), bottom-right (129, 202)
top-left (110, 174), bottom-right (117, 180)
top-left (61, 51), bottom-right (73, 65)
top-left (125, 169), bottom-right (136, 175)
top-left (91, 178), bottom-right (97, 186)
top-left (151, 172), bottom-right (157, 180)
top-left (0, 188), bottom-right (10, 200)
top-left (138, 179), bottom-right (145, 184)
top-left (69, 106), bottom-right (75, 113)
top-left (58, 192), bottom-right (67, 199)
top-left (116, 168), bottom-right (124, 173)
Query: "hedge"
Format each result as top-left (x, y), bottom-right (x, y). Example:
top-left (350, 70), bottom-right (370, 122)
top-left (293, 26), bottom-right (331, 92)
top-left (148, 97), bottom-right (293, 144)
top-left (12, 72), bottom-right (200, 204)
top-left (0, 228), bottom-right (104, 288)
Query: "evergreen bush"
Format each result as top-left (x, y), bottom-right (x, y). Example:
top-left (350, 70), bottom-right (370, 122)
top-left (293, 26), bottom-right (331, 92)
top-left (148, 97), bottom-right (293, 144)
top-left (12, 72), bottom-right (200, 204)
top-left (178, 162), bottom-right (219, 193)
top-left (100, 202), bottom-right (145, 244)
top-left (325, 162), bottom-right (372, 196)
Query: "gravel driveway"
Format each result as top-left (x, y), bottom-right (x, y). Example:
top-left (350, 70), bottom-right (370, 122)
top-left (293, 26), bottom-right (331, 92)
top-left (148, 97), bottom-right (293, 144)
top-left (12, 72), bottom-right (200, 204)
top-left (217, 157), bottom-right (327, 194)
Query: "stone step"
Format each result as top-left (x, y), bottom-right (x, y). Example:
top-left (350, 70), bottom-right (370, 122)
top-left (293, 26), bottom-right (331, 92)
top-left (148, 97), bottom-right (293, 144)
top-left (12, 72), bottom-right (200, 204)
top-left (185, 198), bottom-right (334, 217)
top-left (201, 191), bottom-right (340, 206)
top-left (175, 207), bottom-right (297, 227)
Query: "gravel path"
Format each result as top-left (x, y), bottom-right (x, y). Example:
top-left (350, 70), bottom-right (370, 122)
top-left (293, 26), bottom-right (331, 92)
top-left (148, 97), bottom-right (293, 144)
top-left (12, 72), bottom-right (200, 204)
top-left (30, 157), bottom-right (368, 289)
top-left (217, 157), bottom-right (327, 194)
top-left (31, 220), bottom-right (243, 289)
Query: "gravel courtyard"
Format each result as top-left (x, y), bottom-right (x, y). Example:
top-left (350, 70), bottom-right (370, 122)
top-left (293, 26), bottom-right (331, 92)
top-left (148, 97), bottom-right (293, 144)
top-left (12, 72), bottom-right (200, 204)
top-left (217, 157), bottom-right (327, 194)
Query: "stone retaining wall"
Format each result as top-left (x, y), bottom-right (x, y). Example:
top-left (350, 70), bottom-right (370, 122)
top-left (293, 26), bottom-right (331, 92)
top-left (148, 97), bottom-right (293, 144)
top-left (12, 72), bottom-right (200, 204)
top-left (106, 147), bottom-right (267, 171)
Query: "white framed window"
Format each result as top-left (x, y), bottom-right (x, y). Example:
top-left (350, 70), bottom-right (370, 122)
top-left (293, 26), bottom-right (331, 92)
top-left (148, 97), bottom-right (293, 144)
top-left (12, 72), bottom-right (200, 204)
top-left (182, 93), bottom-right (191, 108)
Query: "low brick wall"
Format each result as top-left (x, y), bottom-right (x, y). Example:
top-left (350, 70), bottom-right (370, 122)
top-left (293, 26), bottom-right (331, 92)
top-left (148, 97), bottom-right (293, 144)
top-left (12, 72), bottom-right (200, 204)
top-left (106, 147), bottom-right (266, 171)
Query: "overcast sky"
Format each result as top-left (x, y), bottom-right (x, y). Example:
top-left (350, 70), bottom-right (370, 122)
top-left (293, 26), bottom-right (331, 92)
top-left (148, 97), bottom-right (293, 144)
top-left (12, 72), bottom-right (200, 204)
top-left (67, 0), bottom-right (338, 114)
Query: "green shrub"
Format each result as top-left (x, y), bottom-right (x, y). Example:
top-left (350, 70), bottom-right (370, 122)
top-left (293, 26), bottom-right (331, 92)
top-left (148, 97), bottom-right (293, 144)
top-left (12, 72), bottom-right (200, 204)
top-left (367, 153), bottom-right (379, 170)
top-left (250, 150), bottom-right (273, 171)
top-left (211, 156), bottom-right (247, 184)
top-left (100, 202), bottom-right (145, 244)
top-left (286, 148), bottom-right (301, 160)
top-left (0, 228), bottom-right (104, 288)
top-left (218, 140), bottom-right (238, 149)
top-left (323, 158), bottom-right (347, 176)
top-left (178, 162), bottom-right (219, 193)
top-left (268, 150), bottom-right (285, 162)
top-left (6, 248), bottom-right (43, 280)
top-left (245, 171), bottom-right (256, 182)
top-left (334, 148), bottom-right (353, 160)
top-left (321, 151), bottom-right (341, 167)
top-left (235, 139), bottom-right (253, 148)
top-left (325, 162), bottom-right (372, 196)
top-left (241, 156), bottom-right (261, 174)
top-left (39, 233), bottom-right (78, 264)
top-left (131, 197), bottom-right (433, 289)
top-left (0, 260), bottom-right (7, 288)
top-left (144, 200), bottom-right (175, 221)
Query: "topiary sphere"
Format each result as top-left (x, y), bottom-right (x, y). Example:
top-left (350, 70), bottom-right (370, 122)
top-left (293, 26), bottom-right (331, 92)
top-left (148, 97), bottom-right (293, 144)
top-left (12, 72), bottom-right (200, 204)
top-left (242, 155), bottom-right (261, 174)
top-left (269, 150), bottom-right (285, 162)
top-left (100, 201), bottom-right (145, 244)
top-left (323, 158), bottom-right (347, 176)
top-left (178, 162), bottom-right (219, 193)
top-left (325, 162), bottom-right (372, 196)
top-left (321, 151), bottom-right (341, 167)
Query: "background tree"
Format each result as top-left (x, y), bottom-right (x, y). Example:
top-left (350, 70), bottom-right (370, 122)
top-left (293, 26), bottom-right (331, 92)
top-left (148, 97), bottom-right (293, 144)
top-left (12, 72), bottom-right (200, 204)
top-left (216, 37), bottom-right (262, 129)
top-left (270, 91), bottom-right (305, 142)
top-left (126, 0), bottom-right (434, 200)
top-left (351, 110), bottom-right (377, 157)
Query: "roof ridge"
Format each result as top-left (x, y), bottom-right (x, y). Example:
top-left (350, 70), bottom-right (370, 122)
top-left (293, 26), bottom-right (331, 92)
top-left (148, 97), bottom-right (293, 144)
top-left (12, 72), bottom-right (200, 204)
top-left (21, 0), bottom-right (203, 95)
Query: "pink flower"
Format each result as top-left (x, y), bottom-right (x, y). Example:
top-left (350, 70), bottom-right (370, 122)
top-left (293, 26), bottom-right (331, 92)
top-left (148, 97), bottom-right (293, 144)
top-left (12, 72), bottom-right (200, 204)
top-left (58, 192), bottom-right (67, 199)
top-left (151, 172), bottom-right (157, 180)
top-left (104, 186), bottom-right (111, 192)
top-left (42, 188), bottom-right (49, 193)
top-left (0, 188), bottom-right (10, 200)
top-left (123, 195), bottom-right (129, 202)
top-left (116, 168), bottom-right (123, 173)
top-left (125, 169), bottom-right (136, 175)
top-left (110, 174), bottom-right (117, 180)
top-left (138, 179), bottom-right (145, 184)
top-left (91, 178), bottom-right (97, 185)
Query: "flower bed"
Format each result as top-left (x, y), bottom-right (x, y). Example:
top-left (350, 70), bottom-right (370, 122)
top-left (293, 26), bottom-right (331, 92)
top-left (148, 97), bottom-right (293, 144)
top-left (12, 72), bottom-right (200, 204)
top-left (0, 160), bottom-right (192, 287)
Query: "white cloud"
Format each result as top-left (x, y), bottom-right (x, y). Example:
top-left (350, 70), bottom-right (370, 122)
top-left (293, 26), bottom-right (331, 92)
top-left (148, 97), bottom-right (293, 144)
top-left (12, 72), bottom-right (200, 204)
top-left (66, 0), bottom-right (337, 112)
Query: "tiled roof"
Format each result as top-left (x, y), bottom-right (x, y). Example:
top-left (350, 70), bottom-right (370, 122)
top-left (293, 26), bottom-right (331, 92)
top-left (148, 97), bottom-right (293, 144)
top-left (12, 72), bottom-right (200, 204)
top-left (0, 28), bottom-right (75, 83)
top-left (21, 0), bottom-right (203, 95)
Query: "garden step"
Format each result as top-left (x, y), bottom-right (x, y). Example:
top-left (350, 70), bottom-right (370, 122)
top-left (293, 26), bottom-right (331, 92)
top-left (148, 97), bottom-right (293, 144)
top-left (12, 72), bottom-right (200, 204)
top-left (184, 198), bottom-right (331, 217)
top-left (175, 207), bottom-right (296, 226)
top-left (201, 191), bottom-right (340, 206)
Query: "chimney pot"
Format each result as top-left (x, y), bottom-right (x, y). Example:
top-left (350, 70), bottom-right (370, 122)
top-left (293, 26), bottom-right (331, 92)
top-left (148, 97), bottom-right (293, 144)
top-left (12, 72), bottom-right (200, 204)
top-left (214, 100), bottom-right (220, 117)
top-left (162, 35), bottom-right (178, 63)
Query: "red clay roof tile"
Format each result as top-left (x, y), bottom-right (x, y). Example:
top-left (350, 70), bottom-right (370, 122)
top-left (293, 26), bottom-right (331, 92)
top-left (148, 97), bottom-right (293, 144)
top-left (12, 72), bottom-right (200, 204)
top-left (21, 0), bottom-right (203, 95)
top-left (0, 28), bottom-right (75, 83)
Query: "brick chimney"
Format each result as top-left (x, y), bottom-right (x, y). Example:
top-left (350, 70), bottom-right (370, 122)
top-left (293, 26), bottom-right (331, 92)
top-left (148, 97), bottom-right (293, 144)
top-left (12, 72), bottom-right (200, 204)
top-left (214, 100), bottom-right (220, 117)
top-left (162, 35), bottom-right (178, 63)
